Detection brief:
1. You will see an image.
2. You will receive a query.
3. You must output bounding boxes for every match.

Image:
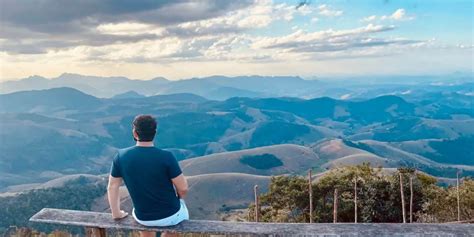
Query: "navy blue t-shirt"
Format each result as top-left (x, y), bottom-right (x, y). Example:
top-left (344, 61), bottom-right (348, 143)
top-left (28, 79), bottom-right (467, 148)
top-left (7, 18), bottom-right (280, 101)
top-left (110, 146), bottom-right (182, 221)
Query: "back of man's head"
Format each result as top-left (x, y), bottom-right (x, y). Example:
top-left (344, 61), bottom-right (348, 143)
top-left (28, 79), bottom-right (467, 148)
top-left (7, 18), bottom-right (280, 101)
top-left (132, 114), bottom-right (157, 142)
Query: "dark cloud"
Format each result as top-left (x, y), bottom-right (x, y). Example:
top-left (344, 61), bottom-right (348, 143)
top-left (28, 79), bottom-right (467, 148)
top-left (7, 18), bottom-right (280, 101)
top-left (0, 0), bottom-right (253, 54)
top-left (0, 30), bottom-right (164, 54)
top-left (0, 0), bottom-right (252, 33)
top-left (133, 1), bottom-right (253, 25)
top-left (1, 0), bottom-right (164, 33)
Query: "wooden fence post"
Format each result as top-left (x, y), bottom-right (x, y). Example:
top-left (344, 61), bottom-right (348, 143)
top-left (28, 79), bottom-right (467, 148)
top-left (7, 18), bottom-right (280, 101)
top-left (399, 172), bottom-right (406, 223)
top-left (457, 170), bottom-right (461, 222)
top-left (409, 176), bottom-right (413, 223)
top-left (333, 188), bottom-right (338, 223)
top-left (354, 178), bottom-right (358, 223)
top-left (308, 169), bottom-right (313, 223)
top-left (254, 185), bottom-right (260, 222)
top-left (85, 227), bottom-right (106, 237)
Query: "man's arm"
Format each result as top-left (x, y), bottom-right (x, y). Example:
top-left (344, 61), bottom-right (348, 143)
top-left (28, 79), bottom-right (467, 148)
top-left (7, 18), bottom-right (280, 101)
top-left (172, 174), bottom-right (189, 199)
top-left (107, 175), bottom-right (128, 219)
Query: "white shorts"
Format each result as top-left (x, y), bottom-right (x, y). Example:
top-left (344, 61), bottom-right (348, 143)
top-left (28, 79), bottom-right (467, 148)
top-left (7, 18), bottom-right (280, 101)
top-left (132, 199), bottom-right (189, 227)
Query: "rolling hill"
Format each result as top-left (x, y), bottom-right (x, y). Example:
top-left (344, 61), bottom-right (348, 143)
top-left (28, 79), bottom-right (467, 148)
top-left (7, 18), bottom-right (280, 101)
top-left (0, 87), bottom-right (103, 113)
top-left (182, 173), bottom-right (270, 220)
top-left (0, 80), bottom-right (472, 190)
top-left (181, 144), bottom-right (320, 176)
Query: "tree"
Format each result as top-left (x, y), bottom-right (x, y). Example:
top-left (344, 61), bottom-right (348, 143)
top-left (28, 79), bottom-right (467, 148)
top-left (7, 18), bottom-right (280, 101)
top-left (247, 164), bottom-right (471, 223)
top-left (419, 178), bottom-right (474, 222)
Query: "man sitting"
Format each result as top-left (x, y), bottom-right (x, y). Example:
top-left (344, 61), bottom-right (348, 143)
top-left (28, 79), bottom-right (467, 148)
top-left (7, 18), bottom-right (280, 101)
top-left (107, 114), bottom-right (189, 237)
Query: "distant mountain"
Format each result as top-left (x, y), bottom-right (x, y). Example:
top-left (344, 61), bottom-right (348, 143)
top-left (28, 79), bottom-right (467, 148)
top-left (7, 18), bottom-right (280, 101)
top-left (111, 91), bottom-right (145, 99)
top-left (0, 87), bottom-right (103, 113)
top-left (351, 117), bottom-right (474, 142)
top-left (111, 91), bottom-right (208, 103)
top-left (0, 73), bottom-right (170, 98)
top-left (0, 85), bottom-right (472, 189)
top-left (145, 93), bottom-right (208, 103)
top-left (0, 73), bottom-right (321, 100)
top-left (52, 73), bottom-right (170, 97)
top-left (151, 75), bottom-right (315, 100)
top-left (217, 95), bottom-right (415, 124)
top-left (205, 86), bottom-right (267, 100)
top-left (199, 75), bottom-right (319, 96)
top-left (0, 75), bottom-right (52, 92)
top-left (2, 73), bottom-right (472, 100)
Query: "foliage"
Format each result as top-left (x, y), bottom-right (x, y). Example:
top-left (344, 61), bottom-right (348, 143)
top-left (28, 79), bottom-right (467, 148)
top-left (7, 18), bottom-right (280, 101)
top-left (0, 176), bottom-right (107, 234)
top-left (419, 178), bottom-right (474, 222)
top-left (248, 164), bottom-right (473, 223)
top-left (240, 154), bottom-right (283, 170)
top-left (249, 121), bottom-right (310, 147)
top-left (425, 136), bottom-right (474, 165)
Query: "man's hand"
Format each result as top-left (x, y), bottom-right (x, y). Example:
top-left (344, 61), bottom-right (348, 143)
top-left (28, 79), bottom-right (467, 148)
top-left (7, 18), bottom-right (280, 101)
top-left (171, 174), bottom-right (189, 199)
top-left (112, 210), bottom-right (129, 220)
top-left (108, 175), bottom-right (126, 220)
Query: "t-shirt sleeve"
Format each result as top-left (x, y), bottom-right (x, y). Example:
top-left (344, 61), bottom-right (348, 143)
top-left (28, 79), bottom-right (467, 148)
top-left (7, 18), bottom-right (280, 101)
top-left (167, 152), bottom-right (182, 179)
top-left (110, 152), bottom-right (122, 178)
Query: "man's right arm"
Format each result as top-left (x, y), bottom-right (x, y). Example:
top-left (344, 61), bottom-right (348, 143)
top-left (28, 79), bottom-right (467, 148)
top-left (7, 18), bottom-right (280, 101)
top-left (172, 174), bottom-right (188, 199)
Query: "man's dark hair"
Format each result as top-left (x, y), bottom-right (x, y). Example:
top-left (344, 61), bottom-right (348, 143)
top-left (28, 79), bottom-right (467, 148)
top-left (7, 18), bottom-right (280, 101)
top-left (132, 114), bottom-right (157, 142)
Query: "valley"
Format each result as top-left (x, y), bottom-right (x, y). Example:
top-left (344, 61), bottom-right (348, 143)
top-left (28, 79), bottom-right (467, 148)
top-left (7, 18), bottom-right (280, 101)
top-left (0, 74), bottom-right (473, 226)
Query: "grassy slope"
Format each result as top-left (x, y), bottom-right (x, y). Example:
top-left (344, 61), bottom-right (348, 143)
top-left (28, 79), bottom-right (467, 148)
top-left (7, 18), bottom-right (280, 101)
top-left (180, 144), bottom-right (320, 176)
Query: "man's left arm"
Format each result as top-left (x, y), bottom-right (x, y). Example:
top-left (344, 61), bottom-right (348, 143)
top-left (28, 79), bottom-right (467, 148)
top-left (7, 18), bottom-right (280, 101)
top-left (107, 175), bottom-right (128, 219)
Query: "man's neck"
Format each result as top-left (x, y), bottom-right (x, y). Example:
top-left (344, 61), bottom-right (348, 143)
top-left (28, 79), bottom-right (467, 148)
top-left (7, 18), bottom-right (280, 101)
top-left (136, 141), bottom-right (154, 147)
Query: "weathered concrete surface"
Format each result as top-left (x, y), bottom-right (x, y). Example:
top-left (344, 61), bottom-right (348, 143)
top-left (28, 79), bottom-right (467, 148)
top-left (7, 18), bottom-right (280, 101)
top-left (30, 208), bottom-right (474, 236)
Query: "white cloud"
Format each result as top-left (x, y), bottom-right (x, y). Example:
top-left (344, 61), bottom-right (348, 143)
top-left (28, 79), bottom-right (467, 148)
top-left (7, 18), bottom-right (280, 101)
top-left (362, 8), bottom-right (414, 22)
top-left (4, 1), bottom-right (463, 81)
top-left (85, 0), bottom-right (317, 63)
top-left (273, 3), bottom-right (297, 21)
top-left (362, 15), bottom-right (377, 22)
top-left (248, 23), bottom-right (425, 62)
top-left (253, 24), bottom-right (397, 49)
top-left (297, 4), bottom-right (312, 16)
top-left (96, 23), bottom-right (164, 36)
top-left (389, 9), bottom-right (407, 20)
top-left (318, 4), bottom-right (343, 17)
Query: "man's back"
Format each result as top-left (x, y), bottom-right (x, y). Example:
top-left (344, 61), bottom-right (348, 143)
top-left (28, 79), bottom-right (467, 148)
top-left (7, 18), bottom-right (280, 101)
top-left (110, 146), bottom-right (182, 221)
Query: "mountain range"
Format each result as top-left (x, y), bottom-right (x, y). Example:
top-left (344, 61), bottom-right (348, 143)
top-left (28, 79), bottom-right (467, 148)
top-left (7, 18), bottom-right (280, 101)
top-left (0, 73), bottom-right (473, 220)
top-left (1, 72), bottom-right (472, 100)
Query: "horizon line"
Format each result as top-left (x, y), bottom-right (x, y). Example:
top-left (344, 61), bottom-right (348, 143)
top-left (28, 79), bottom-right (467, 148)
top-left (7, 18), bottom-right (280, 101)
top-left (1, 71), bottom-right (472, 82)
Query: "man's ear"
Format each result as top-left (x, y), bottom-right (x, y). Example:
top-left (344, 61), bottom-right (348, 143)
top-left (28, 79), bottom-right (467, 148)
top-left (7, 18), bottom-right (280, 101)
top-left (132, 128), bottom-right (139, 140)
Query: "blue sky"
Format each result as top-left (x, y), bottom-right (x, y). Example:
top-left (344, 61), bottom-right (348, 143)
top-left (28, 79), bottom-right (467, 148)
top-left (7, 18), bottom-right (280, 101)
top-left (270, 0), bottom-right (473, 43)
top-left (0, 0), bottom-right (472, 80)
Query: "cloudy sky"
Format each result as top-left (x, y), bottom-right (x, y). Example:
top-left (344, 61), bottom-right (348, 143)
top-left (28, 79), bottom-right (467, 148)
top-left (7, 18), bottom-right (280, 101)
top-left (0, 0), bottom-right (472, 81)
